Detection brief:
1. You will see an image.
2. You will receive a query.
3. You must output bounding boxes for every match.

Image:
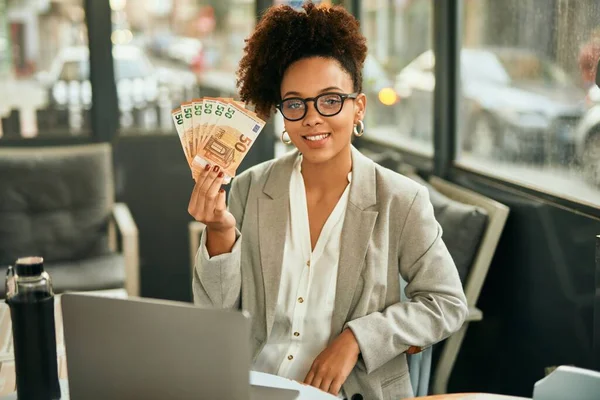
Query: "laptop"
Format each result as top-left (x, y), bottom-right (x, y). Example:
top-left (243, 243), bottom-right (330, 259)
top-left (61, 294), bottom-right (299, 400)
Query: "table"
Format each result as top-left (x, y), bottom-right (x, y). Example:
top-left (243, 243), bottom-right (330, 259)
top-left (0, 294), bottom-right (525, 400)
top-left (0, 291), bottom-right (337, 400)
top-left (405, 394), bottom-right (530, 400)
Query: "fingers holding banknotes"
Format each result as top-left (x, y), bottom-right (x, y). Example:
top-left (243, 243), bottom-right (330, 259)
top-left (188, 164), bottom-right (236, 233)
top-left (177, 97), bottom-right (263, 256)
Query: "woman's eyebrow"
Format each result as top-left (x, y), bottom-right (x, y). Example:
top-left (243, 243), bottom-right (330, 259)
top-left (282, 86), bottom-right (345, 98)
top-left (319, 86), bottom-right (344, 93)
top-left (282, 91), bottom-right (302, 98)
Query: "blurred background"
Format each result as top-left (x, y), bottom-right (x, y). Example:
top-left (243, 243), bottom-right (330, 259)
top-left (2, 0), bottom-right (600, 201)
top-left (1, 0), bottom-right (600, 397)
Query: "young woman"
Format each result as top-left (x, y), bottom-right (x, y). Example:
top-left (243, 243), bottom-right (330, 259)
top-left (189, 4), bottom-right (467, 399)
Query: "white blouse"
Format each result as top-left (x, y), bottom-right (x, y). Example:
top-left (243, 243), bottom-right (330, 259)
top-left (253, 155), bottom-right (352, 391)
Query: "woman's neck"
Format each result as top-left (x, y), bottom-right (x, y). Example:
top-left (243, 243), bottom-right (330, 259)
top-left (300, 145), bottom-right (352, 194)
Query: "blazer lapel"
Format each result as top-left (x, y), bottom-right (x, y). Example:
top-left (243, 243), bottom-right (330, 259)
top-left (331, 146), bottom-right (379, 337)
top-left (258, 150), bottom-right (297, 337)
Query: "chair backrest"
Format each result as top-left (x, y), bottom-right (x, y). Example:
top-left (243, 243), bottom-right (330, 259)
top-left (428, 176), bottom-right (509, 306)
top-left (596, 56), bottom-right (600, 87)
top-left (533, 365), bottom-right (600, 400)
top-left (0, 144), bottom-right (114, 265)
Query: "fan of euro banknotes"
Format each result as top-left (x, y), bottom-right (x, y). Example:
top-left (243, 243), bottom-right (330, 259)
top-left (172, 98), bottom-right (266, 184)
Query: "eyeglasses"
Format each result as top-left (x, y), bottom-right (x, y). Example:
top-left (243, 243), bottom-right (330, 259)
top-left (277, 92), bottom-right (358, 121)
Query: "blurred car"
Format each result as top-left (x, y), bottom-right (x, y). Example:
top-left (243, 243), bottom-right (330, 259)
top-left (573, 85), bottom-right (600, 186)
top-left (36, 45), bottom-right (199, 131)
top-left (38, 44), bottom-right (198, 108)
top-left (38, 45), bottom-right (160, 112)
top-left (149, 34), bottom-right (212, 77)
top-left (395, 48), bottom-right (586, 161)
top-left (166, 37), bottom-right (204, 67)
top-left (148, 32), bottom-right (175, 59)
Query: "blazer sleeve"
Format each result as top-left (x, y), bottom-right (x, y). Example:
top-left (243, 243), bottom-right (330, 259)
top-left (346, 186), bottom-right (468, 373)
top-left (192, 176), bottom-right (248, 310)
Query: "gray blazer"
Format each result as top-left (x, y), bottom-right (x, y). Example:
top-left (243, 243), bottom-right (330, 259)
top-left (193, 146), bottom-right (468, 400)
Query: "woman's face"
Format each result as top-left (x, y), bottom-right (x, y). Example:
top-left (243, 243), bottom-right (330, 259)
top-left (279, 57), bottom-right (366, 165)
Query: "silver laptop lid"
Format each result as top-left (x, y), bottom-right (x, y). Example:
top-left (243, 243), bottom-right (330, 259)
top-left (61, 294), bottom-right (252, 400)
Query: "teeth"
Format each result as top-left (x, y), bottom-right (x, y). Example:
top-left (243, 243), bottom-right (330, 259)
top-left (305, 134), bottom-right (329, 141)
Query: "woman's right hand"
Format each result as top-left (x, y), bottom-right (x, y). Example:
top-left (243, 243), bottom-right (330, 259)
top-left (188, 164), bottom-right (237, 233)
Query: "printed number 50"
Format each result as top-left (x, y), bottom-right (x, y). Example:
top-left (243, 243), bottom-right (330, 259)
top-left (235, 135), bottom-right (253, 152)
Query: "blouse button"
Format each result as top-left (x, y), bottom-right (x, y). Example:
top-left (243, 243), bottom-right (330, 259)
top-left (298, 297), bottom-right (304, 303)
top-left (288, 355), bottom-right (294, 360)
top-left (294, 332), bottom-right (300, 337)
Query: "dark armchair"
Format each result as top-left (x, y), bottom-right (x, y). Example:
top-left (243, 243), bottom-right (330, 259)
top-left (0, 143), bottom-right (139, 297)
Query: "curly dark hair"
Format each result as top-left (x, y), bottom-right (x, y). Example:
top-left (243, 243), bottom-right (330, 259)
top-left (236, 2), bottom-right (367, 119)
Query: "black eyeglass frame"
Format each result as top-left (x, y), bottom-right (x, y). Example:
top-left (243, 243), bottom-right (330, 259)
top-left (276, 92), bottom-right (359, 121)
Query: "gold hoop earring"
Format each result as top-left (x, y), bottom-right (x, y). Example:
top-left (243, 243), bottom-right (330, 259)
top-left (281, 130), bottom-right (292, 145)
top-left (353, 120), bottom-right (365, 137)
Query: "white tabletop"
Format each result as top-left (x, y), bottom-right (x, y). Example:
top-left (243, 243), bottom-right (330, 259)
top-left (251, 371), bottom-right (339, 399)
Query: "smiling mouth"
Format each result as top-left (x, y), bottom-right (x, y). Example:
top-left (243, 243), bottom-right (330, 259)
top-left (302, 133), bottom-right (331, 141)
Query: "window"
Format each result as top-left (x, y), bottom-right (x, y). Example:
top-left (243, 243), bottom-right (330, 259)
top-left (111, 0), bottom-right (255, 135)
top-left (0, 0), bottom-right (90, 139)
top-left (360, 0), bottom-right (433, 156)
top-left (457, 0), bottom-right (600, 208)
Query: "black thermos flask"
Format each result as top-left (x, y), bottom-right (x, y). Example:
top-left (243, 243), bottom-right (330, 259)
top-left (5, 257), bottom-right (61, 399)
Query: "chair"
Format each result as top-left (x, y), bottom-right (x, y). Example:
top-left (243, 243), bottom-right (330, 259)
top-left (0, 143), bottom-right (139, 296)
top-left (355, 149), bottom-right (509, 394)
top-left (533, 365), bottom-right (600, 400)
top-left (398, 173), bottom-right (508, 395)
top-left (426, 176), bottom-right (509, 394)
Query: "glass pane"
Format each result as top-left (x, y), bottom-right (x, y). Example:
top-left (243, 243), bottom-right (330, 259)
top-left (112, 0), bottom-right (255, 135)
top-left (361, 0), bottom-right (433, 156)
top-left (0, 0), bottom-right (90, 139)
top-left (457, 0), bottom-right (600, 207)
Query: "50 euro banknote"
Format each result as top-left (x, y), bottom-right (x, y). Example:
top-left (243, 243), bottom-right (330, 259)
top-left (171, 107), bottom-right (193, 165)
top-left (191, 101), bottom-right (265, 183)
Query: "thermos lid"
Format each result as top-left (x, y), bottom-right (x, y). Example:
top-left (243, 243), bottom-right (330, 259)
top-left (15, 257), bottom-right (44, 277)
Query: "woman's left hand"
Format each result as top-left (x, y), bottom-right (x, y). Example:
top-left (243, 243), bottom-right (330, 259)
top-left (303, 329), bottom-right (360, 396)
